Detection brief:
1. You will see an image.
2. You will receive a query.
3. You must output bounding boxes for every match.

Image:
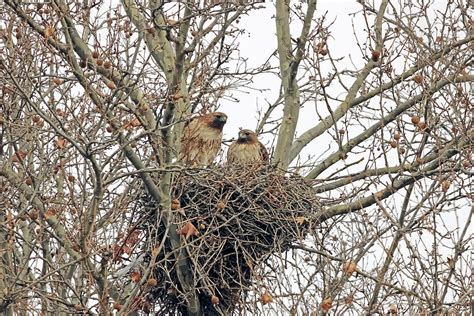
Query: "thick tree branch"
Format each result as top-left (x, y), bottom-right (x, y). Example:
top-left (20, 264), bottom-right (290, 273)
top-left (306, 74), bottom-right (473, 179)
top-left (319, 135), bottom-right (468, 219)
top-left (273, 0), bottom-right (302, 170)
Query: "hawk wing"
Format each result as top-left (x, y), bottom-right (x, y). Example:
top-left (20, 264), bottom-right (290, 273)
top-left (259, 141), bottom-right (269, 163)
top-left (227, 141), bottom-right (268, 165)
top-left (226, 142), bottom-right (238, 164)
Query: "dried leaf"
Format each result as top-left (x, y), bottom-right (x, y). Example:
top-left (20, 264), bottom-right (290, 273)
top-left (260, 292), bottom-right (272, 305)
top-left (147, 278), bottom-right (157, 287)
top-left (178, 222), bottom-right (199, 239)
top-left (447, 257), bottom-right (455, 269)
top-left (130, 118), bottom-right (141, 127)
top-left (389, 304), bottom-right (397, 314)
top-left (441, 180), bottom-right (451, 193)
top-left (321, 297), bottom-right (332, 312)
top-left (343, 261), bottom-right (357, 275)
top-left (44, 25), bottom-right (55, 38)
top-left (56, 138), bottom-right (67, 149)
top-left (122, 245), bottom-right (132, 255)
top-left (131, 271), bottom-right (141, 283)
top-left (171, 199), bottom-right (180, 210)
top-left (44, 208), bottom-right (56, 219)
top-left (294, 216), bottom-right (307, 225)
top-left (126, 230), bottom-right (141, 246)
top-left (12, 151), bottom-right (27, 163)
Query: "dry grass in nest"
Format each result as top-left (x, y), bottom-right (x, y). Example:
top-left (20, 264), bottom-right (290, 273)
top-left (135, 165), bottom-right (324, 315)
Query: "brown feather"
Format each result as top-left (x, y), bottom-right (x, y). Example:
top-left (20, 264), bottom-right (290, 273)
top-left (179, 112), bottom-right (227, 166)
top-left (227, 129), bottom-right (268, 165)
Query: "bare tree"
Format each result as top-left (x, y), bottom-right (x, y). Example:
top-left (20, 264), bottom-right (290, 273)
top-left (0, 0), bottom-right (472, 315)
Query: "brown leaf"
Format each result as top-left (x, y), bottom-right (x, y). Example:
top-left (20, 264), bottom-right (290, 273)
top-left (146, 278), bottom-right (157, 287)
top-left (13, 151), bottom-right (27, 163)
top-left (106, 81), bottom-right (116, 90)
top-left (178, 222), bottom-right (199, 239)
top-left (44, 208), bottom-right (56, 219)
top-left (343, 261), bottom-right (357, 275)
top-left (260, 292), bottom-right (272, 305)
top-left (130, 118), bottom-right (141, 127)
top-left (447, 257), bottom-right (455, 269)
top-left (44, 25), bottom-right (55, 38)
top-left (389, 303), bottom-right (397, 314)
top-left (131, 271), bottom-right (141, 283)
top-left (411, 115), bottom-right (420, 125)
top-left (56, 137), bottom-right (67, 149)
top-left (122, 245), bottom-right (132, 255)
top-left (126, 230), bottom-right (141, 246)
top-left (441, 180), bottom-right (451, 193)
top-left (294, 216), bottom-right (307, 225)
top-left (112, 244), bottom-right (124, 258)
top-left (371, 50), bottom-right (381, 61)
top-left (321, 297), bottom-right (332, 312)
top-left (171, 199), bottom-right (181, 210)
top-left (113, 302), bottom-right (121, 310)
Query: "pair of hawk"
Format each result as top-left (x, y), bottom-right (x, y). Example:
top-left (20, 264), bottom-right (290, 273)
top-left (179, 112), bottom-right (268, 166)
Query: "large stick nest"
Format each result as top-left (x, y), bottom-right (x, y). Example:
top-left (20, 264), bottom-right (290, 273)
top-left (134, 165), bottom-right (324, 315)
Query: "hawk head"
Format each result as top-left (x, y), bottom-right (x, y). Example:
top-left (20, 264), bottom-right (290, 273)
top-left (237, 129), bottom-right (258, 144)
top-left (206, 112), bottom-right (227, 130)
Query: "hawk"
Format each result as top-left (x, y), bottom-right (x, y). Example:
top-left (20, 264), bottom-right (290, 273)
top-left (227, 129), bottom-right (269, 165)
top-left (179, 112), bottom-right (227, 166)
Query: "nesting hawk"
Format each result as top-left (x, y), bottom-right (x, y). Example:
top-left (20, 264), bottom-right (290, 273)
top-left (179, 112), bottom-right (227, 166)
top-left (227, 129), bottom-right (268, 165)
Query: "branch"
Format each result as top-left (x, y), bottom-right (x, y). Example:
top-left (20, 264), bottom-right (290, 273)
top-left (288, 32), bottom-right (474, 163)
top-left (122, 2), bottom-right (201, 313)
top-left (288, 0), bottom-right (388, 163)
top-left (5, 0), bottom-right (158, 132)
top-left (273, 0), bottom-right (306, 169)
top-left (306, 74), bottom-right (474, 179)
top-left (0, 167), bottom-right (82, 262)
top-left (314, 164), bottom-right (416, 193)
top-left (319, 135), bottom-right (469, 219)
top-left (122, 0), bottom-right (176, 82)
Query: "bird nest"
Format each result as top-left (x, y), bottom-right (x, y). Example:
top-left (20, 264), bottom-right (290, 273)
top-left (133, 165), bottom-right (324, 315)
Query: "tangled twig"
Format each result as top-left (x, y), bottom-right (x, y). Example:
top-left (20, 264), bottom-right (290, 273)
top-left (133, 165), bottom-right (324, 314)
